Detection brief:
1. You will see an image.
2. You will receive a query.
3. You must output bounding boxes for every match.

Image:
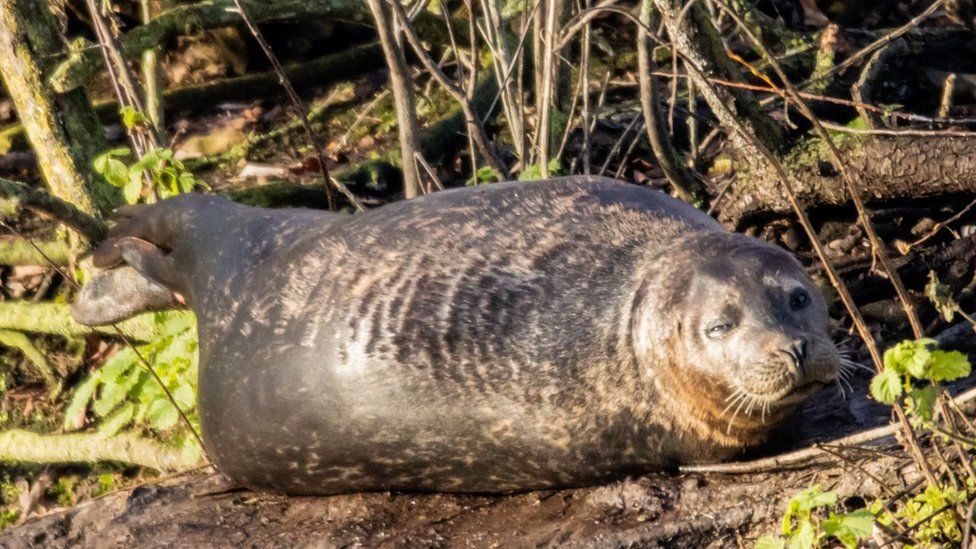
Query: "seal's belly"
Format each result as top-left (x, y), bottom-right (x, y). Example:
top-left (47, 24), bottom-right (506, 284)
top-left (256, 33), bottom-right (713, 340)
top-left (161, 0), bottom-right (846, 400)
top-left (198, 352), bottom-right (625, 493)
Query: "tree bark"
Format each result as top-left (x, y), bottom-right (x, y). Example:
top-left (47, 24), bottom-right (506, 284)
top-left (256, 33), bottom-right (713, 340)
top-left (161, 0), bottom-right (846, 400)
top-left (637, 0), bottom-right (707, 205)
top-left (366, 0), bottom-right (423, 199)
top-left (718, 135), bottom-right (976, 224)
top-left (651, 0), bottom-right (783, 157)
top-left (0, 0), bottom-right (118, 215)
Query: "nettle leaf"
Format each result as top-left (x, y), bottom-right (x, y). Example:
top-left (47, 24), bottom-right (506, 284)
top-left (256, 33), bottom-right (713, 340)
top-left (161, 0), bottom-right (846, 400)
top-left (822, 509), bottom-right (874, 549)
top-left (903, 344), bottom-right (934, 379)
top-left (755, 536), bottom-right (786, 549)
top-left (789, 520), bottom-right (815, 549)
top-left (907, 385), bottom-right (940, 421)
top-left (883, 339), bottom-right (935, 376)
top-left (927, 349), bottom-right (971, 382)
top-left (96, 402), bottom-right (135, 437)
top-left (63, 375), bottom-right (97, 430)
top-left (870, 370), bottom-right (903, 405)
top-left (120, 106), bottom-right (146, 130)
top-left (146, 399), bottom-right (179, 431)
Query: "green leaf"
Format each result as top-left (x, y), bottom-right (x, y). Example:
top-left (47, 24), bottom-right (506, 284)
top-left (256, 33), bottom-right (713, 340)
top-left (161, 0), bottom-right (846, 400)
top-left (120, 106), bottom-right (146, 130)
top-left (907, 385), bottom-right (939, 421)
top-left (146, 399), bottom-right (179, 431)
top-left (63, 375), bottom-right (97, 430)
top-left (927, 349), bottom-right (971, 382)
top-left (93, 147), bottom-right (131, 173)
top-left (788, 520), bottom-right (815, 549)
top-left (96, 402), bottom-right (135, 437)
top-left (755, 536), bottom-right (786, 549)
top-left (518, 159), bottom-right (562, 181)
top-left (823, 509), bottom-right (874, 549)
top-left (171, 385), bottom-right (195, 410)
top-left (124, 174), bottom-right (142, 204)
top-left (102, 158), bottom-right (130, 187)
top-left (91, 377), bottom-right (128, 417)
top-left (870, 370), bottom-right (903, 405)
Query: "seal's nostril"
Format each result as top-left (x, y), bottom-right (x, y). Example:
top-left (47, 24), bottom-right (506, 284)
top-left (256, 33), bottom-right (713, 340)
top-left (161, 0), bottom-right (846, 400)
top-left (794, 337), bottom-right (808, 361)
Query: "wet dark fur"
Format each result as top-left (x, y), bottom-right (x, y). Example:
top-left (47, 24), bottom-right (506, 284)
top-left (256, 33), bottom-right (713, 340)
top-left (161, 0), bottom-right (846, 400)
top-left (74, 177), bottom-right (837, 495)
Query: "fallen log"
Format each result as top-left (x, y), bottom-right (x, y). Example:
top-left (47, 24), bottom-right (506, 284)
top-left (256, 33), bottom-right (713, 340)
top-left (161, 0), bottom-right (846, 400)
top-left (718, 135), bottom-right (976, 226)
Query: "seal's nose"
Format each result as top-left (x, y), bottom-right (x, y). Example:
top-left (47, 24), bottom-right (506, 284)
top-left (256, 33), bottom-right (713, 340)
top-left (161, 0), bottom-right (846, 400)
top-left (792, 337), bottom-right (808, 363)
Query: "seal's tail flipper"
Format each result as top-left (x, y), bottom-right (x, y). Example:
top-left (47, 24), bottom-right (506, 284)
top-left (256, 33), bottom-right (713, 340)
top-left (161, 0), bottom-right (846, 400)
top-left (72, 242), bottom-right (186, 325)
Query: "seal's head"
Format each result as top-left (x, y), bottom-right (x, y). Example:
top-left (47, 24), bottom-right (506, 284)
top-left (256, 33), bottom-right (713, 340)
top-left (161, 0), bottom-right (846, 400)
top-left (635, 233), bottom-right (839, 449)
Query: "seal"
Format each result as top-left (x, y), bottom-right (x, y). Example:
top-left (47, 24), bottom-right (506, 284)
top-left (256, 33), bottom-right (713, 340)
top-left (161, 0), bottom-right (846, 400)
top-left (73, 176), bottom-right (839, 495)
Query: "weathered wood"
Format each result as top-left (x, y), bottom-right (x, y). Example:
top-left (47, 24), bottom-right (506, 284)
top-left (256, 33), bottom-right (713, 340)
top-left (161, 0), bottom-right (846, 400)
top-left (0, 0), bottom-right (118, 215)
top-left (718, 136), bottom-right (976, 224)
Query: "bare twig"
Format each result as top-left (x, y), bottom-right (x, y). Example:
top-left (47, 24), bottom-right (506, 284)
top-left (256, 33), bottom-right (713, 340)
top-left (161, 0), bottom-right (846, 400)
top-left (637, 0), bottom-right (706, 204)
top-left (386, 0), bottom-right (508, 178)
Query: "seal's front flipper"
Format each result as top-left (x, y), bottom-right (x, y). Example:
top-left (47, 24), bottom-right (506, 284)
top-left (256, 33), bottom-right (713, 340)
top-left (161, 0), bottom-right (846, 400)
top-left (73, 236), bottom-right (189, 325)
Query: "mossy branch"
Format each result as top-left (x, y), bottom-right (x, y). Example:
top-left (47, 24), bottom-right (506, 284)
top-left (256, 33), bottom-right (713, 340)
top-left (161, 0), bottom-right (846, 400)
top-left (48, 0), bottom-right (463, 94)
top-left (0, 302), bottom-right (190, 342)
top-left (0, 1), bottom-right (116, 215)
top-left (0, 430), bottom-right (187, 471)
top-left (0, 237), bottom-right (71, 266)
top-left (0, 178), bottom-right (107, 243)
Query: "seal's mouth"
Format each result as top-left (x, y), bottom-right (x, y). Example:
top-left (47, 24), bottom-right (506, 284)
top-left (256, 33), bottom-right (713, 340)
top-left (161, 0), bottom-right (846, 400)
top-left (780, 380), bottom-right (826, 402)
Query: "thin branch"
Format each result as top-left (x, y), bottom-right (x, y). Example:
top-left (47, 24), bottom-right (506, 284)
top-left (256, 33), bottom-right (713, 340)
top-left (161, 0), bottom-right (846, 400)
top-left (0, 178), bottom-right (107, 242)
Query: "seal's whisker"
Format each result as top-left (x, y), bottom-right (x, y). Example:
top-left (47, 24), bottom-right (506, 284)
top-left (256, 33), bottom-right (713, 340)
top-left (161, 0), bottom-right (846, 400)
top-left (726, 395), bottom-right (751, 434)
top-left (724, 389), bottom-right (745, 403)
top-left (744, 394), bottom-right (760, 416)
top-left (836, 374), bottom-right (854, 395)
top-left (839, 358), bottom-right (873, 374)
top-left (720, 391), bottom-right (747, 418)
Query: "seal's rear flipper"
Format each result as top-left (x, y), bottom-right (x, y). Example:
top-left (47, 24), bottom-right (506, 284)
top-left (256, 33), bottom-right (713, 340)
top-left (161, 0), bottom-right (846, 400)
top-left (71, 265), bottom-right (185, 326)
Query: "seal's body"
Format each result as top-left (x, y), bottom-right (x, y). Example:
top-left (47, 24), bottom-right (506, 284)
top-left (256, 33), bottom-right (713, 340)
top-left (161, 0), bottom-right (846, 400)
top-left (74, 177), bottom-right (838, 494)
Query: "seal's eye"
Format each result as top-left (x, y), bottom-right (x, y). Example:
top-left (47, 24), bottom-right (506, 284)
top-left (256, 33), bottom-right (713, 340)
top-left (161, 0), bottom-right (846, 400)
top-left (789, 288), bottom-right (811, 310)
top-left (706, 321), bottom-right (735, 338)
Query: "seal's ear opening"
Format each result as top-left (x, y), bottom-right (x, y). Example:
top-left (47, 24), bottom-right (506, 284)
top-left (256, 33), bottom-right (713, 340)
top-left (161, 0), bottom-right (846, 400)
top-left (71, 265), bottom-right (185, 326)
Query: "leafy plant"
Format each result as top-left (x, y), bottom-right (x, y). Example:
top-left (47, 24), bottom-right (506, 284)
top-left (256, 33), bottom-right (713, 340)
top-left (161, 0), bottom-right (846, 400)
top-left (926, 271), bottom-right (976, 326)
top-left (756, 485), bottom-right (874, 549)
top-left (518, 159), bottom-right (562, 181)
top-left (93, 108), bottom-right (206, 204)
top-left (872, 484), bottom-right (968, 545)
top-left (869, 339), bottom-right (970, 422)
top-left (64, 312), bottom-right (200, 459)
top-left (467, 165), bottom-right (499, 186)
